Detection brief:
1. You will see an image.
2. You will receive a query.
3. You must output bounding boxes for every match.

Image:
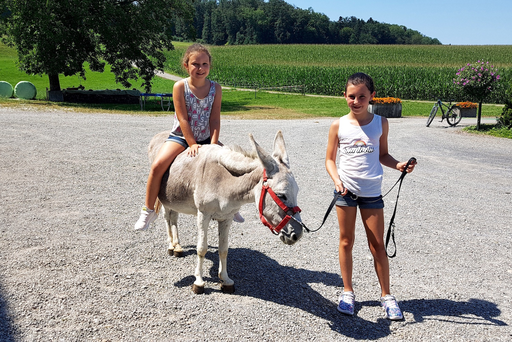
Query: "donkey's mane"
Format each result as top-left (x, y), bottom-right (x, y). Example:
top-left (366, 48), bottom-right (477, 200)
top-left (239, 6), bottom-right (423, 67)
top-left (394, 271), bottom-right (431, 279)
top-left (226, 144), bottom-right (257, 159)
top-left (216, 144), bottom-right (260, 176)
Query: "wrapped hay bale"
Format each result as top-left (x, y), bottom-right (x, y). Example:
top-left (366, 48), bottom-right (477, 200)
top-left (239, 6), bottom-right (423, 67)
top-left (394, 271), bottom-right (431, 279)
top-left (14, 81), bottom-right (37, 100)
top-left (0, 81), bottom-right (14, 98)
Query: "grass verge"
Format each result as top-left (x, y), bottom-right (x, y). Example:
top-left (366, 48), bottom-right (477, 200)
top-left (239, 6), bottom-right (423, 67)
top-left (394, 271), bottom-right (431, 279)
top-left (463, 124), bottom-right (512, 139)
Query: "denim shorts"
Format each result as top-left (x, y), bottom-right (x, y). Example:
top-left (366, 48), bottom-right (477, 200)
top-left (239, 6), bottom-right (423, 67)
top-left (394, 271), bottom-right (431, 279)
top-left (166, 134), bottom-right (211, 148)
top-left (334, 190), bottom-right (384, 209)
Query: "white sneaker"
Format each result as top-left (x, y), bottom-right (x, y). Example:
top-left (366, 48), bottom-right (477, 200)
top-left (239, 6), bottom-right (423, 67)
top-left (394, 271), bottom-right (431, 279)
top-left (233, 212), bottom-right (245, 223)
top-left (337, 291), bottom-right (355, 315)
top-left (134, 206), bottom-right (157, 231)
top-left (380, 294), bottom-right (404, 320)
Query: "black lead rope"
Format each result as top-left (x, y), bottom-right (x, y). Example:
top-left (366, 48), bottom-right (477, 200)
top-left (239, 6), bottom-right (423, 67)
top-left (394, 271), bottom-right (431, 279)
top-left (302, 157), bottom-right (416, 258)
top-left (385, 157), bottom-right (416, 258)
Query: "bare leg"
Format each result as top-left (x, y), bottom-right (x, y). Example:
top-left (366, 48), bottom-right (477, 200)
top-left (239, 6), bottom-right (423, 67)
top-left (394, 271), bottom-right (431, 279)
top-left (360, 208), bottom-right (390, 297)
top-left (145, 141), bottom-right (185, 210)
top-left (335, 205), bottom-right (357, 292)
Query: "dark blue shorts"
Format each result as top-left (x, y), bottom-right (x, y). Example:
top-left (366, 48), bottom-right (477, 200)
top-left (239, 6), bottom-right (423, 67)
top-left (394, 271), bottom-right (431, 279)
top-left (166, 135), bottom-right (211, 148)
top-left (334, 190), bottom-right (384, 209)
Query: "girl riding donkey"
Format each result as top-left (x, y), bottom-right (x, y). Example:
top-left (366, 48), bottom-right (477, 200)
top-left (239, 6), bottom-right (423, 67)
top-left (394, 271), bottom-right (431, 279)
top-left (135, 43), bottom-right (243, 230)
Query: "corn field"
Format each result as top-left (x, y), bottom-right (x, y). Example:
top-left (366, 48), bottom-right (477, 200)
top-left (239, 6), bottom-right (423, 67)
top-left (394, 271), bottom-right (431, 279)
top-left (164, 44), bottom-right (512, 103)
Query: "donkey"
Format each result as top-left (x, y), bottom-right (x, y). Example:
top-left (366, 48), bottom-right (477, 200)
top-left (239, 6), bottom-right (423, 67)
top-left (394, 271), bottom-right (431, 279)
top-left (148, 131), bottom-right (304, 294)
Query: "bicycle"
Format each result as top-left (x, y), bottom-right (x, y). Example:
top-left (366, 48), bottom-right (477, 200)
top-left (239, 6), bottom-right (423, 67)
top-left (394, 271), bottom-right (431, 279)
top-left (426, 99), bottom-right (462, 127)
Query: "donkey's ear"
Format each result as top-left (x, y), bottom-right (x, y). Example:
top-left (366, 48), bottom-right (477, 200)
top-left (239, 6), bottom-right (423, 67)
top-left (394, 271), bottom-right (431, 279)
top-left (272, 131), bottom-right (290, 168)
top-left (249, 133), bottom-right (278, 175)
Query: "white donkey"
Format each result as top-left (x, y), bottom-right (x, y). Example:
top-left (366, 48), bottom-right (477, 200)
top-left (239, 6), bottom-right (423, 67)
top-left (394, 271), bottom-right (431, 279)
top-left (149, 131), bottom-right (304, 294)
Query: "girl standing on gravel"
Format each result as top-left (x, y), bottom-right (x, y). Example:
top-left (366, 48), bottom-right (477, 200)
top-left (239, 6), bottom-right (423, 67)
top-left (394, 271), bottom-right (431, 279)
top-left (135, 43), bottom-right (243, 231)
top-left (325, 72), bottom-right (416, 320)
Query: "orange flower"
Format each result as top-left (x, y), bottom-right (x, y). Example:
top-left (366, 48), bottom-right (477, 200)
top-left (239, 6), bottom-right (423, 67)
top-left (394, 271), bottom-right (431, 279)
top-left (372, 97), bottom-right (402, 104)
top-left (456, 101), bottom-right (477, 109)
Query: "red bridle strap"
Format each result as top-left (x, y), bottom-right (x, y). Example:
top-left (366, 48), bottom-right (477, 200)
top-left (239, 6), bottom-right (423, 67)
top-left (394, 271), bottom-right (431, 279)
top-left (258, 170), bottom-right (301, 234)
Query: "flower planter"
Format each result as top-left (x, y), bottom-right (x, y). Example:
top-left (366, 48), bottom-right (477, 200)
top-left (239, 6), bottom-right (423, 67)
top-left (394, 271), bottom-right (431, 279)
top-left (453, 107), bottom-right (477, 118)
top-left (367, 103), bottom-right (402, 118)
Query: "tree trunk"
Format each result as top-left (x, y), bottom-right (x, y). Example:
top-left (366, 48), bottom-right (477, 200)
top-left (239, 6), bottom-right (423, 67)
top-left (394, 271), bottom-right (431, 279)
top-left (477, 101), bottom-right (483, 130)
top-left (48, 73), bottom-right (61, 92)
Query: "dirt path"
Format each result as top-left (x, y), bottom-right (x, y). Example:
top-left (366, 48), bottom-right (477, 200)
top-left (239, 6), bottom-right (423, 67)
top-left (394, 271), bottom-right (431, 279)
top-left (0, 108), bottom-right (510, 341)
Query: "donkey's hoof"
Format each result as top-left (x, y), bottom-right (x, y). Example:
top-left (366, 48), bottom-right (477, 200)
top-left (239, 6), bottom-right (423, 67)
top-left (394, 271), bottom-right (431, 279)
top-left (221, 284), bottom-right (235, 294)
top-left (167, 249), bottom-right (174, 256)
top-left (173, 250), bottom-right (184, 257)
top-left (192, 284), bottom-right (205, 294)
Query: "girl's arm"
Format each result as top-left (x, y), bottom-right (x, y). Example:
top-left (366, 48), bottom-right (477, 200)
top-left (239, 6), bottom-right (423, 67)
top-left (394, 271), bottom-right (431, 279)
top-left (173, 80), bottom-right (200, 156)
top-left (379, 117), bottom-right (416, 173)
top-left (325, 119), bottom-right (346, 194)
top-left (209, 82), bottom-right (222, 145)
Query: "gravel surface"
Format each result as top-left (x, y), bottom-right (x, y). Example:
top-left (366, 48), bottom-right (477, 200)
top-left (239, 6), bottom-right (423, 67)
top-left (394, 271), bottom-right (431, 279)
top-left (1, 107), bottom-right (511, 341)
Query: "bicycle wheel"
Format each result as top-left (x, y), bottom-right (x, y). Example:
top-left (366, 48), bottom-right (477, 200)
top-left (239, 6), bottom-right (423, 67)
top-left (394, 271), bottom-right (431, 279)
top-left (426, 104), bottom-right (438, 127)
top-left (446, 106), bottom-right (462, 126)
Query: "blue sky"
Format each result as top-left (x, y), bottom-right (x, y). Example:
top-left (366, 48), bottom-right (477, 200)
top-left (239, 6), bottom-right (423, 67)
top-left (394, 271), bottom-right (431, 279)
top-left (288, 0), bottom-right (511, 45)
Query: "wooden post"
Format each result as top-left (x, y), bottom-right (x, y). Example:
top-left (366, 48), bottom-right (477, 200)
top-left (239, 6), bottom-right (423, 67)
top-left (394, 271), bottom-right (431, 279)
top-left (477, 101), bottom-right (483, 130)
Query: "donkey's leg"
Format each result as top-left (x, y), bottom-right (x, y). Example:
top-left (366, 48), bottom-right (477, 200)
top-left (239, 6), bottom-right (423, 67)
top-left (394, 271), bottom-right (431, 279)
top-left (218, 219), bottom-right (235, 293)
top-left (163, 208), bottom-right (183, 257)
top-left (192, 211), bottom-right (210, 294)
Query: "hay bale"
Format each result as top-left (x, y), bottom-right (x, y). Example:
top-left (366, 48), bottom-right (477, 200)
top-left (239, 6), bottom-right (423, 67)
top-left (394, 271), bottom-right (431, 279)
top-left (0, 81), bottom-right (14, 98)
top-left (14, 81), bottom-right (37, 100)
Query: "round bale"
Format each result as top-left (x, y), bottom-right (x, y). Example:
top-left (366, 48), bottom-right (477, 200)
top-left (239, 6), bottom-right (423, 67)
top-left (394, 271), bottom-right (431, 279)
top-left (0, 81), bottom-right (14, 98)
top-left (14, 81), bottom-right (37, 100)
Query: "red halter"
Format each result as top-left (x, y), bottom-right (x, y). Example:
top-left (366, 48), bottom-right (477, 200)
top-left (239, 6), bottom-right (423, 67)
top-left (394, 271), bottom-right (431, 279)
top-left (258, 169), bottom-right (301, 234)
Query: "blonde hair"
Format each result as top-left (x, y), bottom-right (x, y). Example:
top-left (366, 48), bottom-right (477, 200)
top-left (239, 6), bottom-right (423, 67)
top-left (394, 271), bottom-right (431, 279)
top-left (182, 43), bottom-right (212, 67)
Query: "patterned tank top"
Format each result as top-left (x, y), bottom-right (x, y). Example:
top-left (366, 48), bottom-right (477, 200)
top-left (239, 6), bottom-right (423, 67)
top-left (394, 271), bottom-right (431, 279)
top-left (170, 79), bottom-right (217, 142)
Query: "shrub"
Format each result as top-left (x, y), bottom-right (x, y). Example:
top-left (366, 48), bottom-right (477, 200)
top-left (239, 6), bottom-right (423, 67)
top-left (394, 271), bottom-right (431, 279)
top-left (497, 101), bottom-right (512, 129)
top-left (453, 60), bottom-right (501, 102)
top-left (497, 77), bottom-right (512, 128)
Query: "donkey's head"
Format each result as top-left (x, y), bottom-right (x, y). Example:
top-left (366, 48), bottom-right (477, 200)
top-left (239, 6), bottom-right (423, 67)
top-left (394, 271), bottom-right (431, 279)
top-left (250, 131), bottom-right (303, 245)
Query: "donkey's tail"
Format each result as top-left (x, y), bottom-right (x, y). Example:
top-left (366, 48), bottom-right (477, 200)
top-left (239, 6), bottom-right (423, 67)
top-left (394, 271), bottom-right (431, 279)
top-left (154, 197), bottom-right (162, 215)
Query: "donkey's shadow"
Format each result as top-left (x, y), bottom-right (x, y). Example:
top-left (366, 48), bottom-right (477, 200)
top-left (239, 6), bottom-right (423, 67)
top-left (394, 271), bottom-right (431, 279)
top-left (174, 247), bottom-right (506, 339)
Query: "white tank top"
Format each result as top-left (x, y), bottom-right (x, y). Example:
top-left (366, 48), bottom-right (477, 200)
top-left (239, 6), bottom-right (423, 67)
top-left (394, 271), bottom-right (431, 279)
top-left (337, 114), bottom-right (383, 197)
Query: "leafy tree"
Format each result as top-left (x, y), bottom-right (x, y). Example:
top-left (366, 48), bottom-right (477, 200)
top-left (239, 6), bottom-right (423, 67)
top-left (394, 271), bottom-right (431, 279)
top-left (454, 61), bottom-right (502, 129)
top-left (0, 0), bottom-right (194, 92)
top-left (177, 0), bottom-right (441, 46)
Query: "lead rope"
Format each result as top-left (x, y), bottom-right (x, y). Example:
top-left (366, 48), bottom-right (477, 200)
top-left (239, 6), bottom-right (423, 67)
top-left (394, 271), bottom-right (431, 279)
top-left (385, 157), bottom-right (416, 258)
top-left (300, 157), bottom-right (416, 257)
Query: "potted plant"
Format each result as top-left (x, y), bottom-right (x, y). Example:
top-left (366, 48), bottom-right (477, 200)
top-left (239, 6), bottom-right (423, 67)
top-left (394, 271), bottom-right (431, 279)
top-left (453, 101), bottom-right (478, 117)
top-left (453, 60), bottom-right (501, 129)
top-left (368, 97), bottom-right (402, 118)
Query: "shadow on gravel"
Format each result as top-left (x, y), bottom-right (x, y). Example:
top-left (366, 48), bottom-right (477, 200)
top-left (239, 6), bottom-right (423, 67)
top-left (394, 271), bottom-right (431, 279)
top-left (173, 247), bottom-right (507, 339)
top-left (401, 298), bottom-right (507, 326)
top-left (0, 283), bottom-right (16, 341)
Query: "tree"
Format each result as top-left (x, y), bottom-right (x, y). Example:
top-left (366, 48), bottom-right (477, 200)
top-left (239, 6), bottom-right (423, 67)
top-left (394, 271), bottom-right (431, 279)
top-left (0, 0), bottom-right (194, 92)
top-left (454, 61), bottom-right (501, 129)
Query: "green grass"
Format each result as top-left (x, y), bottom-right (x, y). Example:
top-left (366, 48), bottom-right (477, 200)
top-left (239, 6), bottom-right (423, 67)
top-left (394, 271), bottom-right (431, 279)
top-left (0, 43), bottom-right (173, 101)
top-left (463, 124), bottom-right (512, 138)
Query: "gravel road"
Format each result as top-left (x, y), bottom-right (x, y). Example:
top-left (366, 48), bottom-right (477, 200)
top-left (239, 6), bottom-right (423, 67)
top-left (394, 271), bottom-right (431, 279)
top-left (1, 107), bottom-right (511, 341)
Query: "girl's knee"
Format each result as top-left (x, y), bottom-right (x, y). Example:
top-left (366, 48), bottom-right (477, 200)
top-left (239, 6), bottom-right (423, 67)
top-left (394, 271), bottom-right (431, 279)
top-left (150, 160), bottom-right (170, 177)
top-left (339, 237), bottom-right (355, 250)
top-left (369, 242), bottom-right (386, 256)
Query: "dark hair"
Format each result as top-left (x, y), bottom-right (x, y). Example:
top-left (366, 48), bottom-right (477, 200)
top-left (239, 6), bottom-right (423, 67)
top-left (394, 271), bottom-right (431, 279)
top-left (182, 43), bottom-right (212, 66)
top-left (345, 72), bottom-right (375, 94)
